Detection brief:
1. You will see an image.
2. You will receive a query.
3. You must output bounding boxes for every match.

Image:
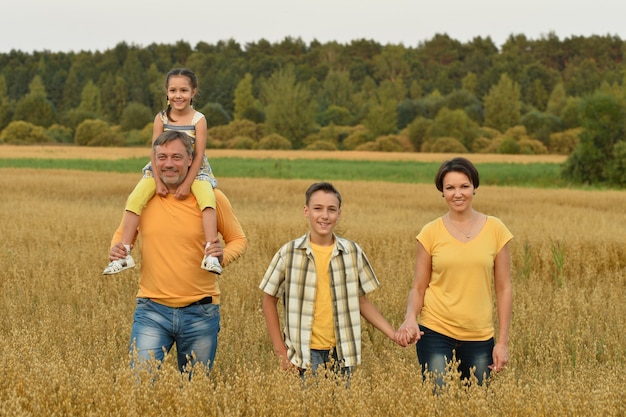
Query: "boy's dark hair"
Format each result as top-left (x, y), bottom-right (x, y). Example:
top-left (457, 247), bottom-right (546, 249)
top-left (152, 130), bottom-right (195, 158)
top-left (305, 182), bottom-right (342, 208)
top-left (434, 157), bottom-right (480, 192)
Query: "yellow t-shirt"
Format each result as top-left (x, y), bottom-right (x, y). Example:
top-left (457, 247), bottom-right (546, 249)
top-left (417, 216), bottom-right (513, 340)
top-left (310, 242), bottom-right (336, 349)
top-left (111, 190), bottom-right (248, 308)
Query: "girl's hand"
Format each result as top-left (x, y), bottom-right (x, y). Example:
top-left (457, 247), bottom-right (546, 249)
top-left (109, 242), bottom-right (133, 261)
top-left (156, 183), bottom-right (169, 197)
top-left (175, 184), bottom-right (191, 200)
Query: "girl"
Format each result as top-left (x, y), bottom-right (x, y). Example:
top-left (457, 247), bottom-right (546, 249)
top-left (103, 68), bottom-right (222, 275)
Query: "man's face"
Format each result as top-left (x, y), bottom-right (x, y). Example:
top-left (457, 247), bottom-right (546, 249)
top-left (154, 139), bottom-right (192, 188)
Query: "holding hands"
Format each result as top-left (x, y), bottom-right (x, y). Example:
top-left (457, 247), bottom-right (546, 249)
top-left (394, 317), bottom-right (424, 347)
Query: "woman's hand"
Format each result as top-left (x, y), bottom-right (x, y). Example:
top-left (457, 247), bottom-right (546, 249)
top-left (490, 342), bottom-right (509, 372)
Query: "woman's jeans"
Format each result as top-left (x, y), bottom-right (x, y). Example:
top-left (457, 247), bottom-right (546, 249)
top-left (416, 326), bottom-right (494, 386)
top-left (129, 298), bottom-right (220, 373)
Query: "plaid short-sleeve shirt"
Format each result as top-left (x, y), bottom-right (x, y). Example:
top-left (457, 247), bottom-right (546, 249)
top-left (260, 233), bottom-right (380, 368)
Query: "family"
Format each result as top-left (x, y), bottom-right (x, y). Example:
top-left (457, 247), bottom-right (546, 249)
top-left (105, 68), bottom-right (512, 387)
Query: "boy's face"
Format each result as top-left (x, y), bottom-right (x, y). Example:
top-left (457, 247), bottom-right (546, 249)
top-left (304, 190), bottom-right (341, 245)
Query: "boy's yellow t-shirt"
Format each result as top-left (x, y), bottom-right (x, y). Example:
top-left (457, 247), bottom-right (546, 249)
top-left (309, 242), bottom-right (336, 349)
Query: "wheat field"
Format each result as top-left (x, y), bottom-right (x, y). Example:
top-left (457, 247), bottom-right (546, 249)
top-left (1, 166), bottom-right (625, 416)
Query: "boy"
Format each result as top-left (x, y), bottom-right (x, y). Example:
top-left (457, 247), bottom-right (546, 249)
top-left (260, 182), bottom-right (397, 378)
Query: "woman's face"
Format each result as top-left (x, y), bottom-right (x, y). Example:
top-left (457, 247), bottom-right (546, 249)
top-left (442, 171), bottom-right (475, 213)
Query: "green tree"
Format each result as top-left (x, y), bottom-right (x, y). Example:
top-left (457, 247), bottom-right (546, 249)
top-left (403, 116), bottom-right (433, 151)
top-left (318, 70), bottom-right (354, 112)
top-left (422, 136), bottom-right (469, 153)
top-left (427, 107), bottom-right (480, 149)
top-left (46, 124), bottom-right (73, 143)
top-left (520, 110), bottom-right (563, 145)
top-left (519, 62), bottom-right (560, 110)
top-left (0, 74), bottom-right (13, 131)
top-left (78, 80), bottom-right (102, 114)
top-left (100, 75), bottom-right (128, 123)
top-left (145, 63), bottom-right (165, 115)
top-left (374, 44), bottom-right (410, 83)
top-left (317, 105), bottom-right (353, 127)
top-left (13, 76), bottom-right (57, 127)
top-left (74, 119), bottom-right (125, 146)
top-left (233, 73), bottom-right (258, 120)
top-left (122, 49), bottom-right (146, 103)
top-left (444, 89), bottom-right (483, 123)
top-left (0, 120), bottom-right (51, 144)
top-left (361, 80), bottom-right (403, 137)
top-left (562, 92), bottom-right (625, 183)
top-left (546, 82), bottom-right (568, 116)
top-left (461, 72), bottom-right (478, 95)
top-left (362, 101), bottom-right (397, 138)
top-left (258, 133), bottom-right (292, 150)
top-left (61, 66), bottom-right (82, 112)
top-left (563, 57), bottom-right (602, 97)
top-left (261, 65), bottom-right (316, 148)
top-left (199, 102), bottom-right (231, 128)
top-left (409, 80), bottom-right (423, 99)
top-left (604, 141), bottom-right (626, 186)
top-left (483, 73), bottom-right (521, 132)
top-left (120, 102), bottom-right (153, 131)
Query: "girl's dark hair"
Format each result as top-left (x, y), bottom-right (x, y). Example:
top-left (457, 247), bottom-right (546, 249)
top-left (434, 157), bottom-right (480, 192)
top-left (305, 182), bottom-right (342, 208)
top-left (163, 68), bottom-right (199, 122)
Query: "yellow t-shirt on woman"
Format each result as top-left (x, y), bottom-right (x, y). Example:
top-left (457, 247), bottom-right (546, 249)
top-left (417, 216), bottom-right (513, 341)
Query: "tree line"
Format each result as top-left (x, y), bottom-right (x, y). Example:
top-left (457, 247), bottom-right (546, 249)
top-left (0, 33), bottom-right (624, 185)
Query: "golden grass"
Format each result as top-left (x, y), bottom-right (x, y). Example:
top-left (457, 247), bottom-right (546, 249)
top-left (1, 168), bottom-right (624, 416)
top-left (0, 144), bottom-right (568, 163)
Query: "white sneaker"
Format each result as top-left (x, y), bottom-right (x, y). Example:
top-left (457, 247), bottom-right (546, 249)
top-left (201, 242), bottom-right (222, 275)
top-left (103, 244), bottom-right (135, 275)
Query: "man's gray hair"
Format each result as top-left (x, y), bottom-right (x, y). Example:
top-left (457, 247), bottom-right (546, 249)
top-left (152, 130), bottom-right (195, 158)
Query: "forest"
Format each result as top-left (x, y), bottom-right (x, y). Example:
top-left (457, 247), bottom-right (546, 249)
top-left (0, 33), bottom-right (625, 185)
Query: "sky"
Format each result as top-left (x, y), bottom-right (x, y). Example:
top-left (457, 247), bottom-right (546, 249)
top-left (3, 0), bottom-right (626, 53)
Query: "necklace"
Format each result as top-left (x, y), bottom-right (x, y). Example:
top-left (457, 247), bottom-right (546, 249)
top-left (446, 211), bottom-right (475, 239)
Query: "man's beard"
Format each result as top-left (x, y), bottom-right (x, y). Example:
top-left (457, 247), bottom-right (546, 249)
top-left (160, 170), bottom-right (183, 187)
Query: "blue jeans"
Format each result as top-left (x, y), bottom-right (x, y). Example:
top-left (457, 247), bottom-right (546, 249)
top-left (300, 349), bottom-right (352, 381)
top-left (129, 298), bottom-right (220, 373)
top-left (416, 326), bottom-right (494, 386)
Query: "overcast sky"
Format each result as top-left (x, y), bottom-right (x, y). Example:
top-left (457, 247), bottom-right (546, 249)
top-left (3, 0), bottom-right (625, 53)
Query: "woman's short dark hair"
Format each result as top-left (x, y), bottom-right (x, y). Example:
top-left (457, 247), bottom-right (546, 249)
top-left (305, 182), bottom-right (342, 208)
top-left (434, 157), bottom-right (480, 192)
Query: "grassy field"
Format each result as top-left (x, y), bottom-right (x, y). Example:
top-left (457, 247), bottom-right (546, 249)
top-left (1, 147), bottom-right (625, 416)
top-left (0, 145), bottom-right (573, 188)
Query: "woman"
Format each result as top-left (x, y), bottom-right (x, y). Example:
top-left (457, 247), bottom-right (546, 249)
top-left (396, 157), bottom-right (512, 386)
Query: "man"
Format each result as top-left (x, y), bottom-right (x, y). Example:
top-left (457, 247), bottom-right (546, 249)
top-left (108, 130), bottom-right (247, 373)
